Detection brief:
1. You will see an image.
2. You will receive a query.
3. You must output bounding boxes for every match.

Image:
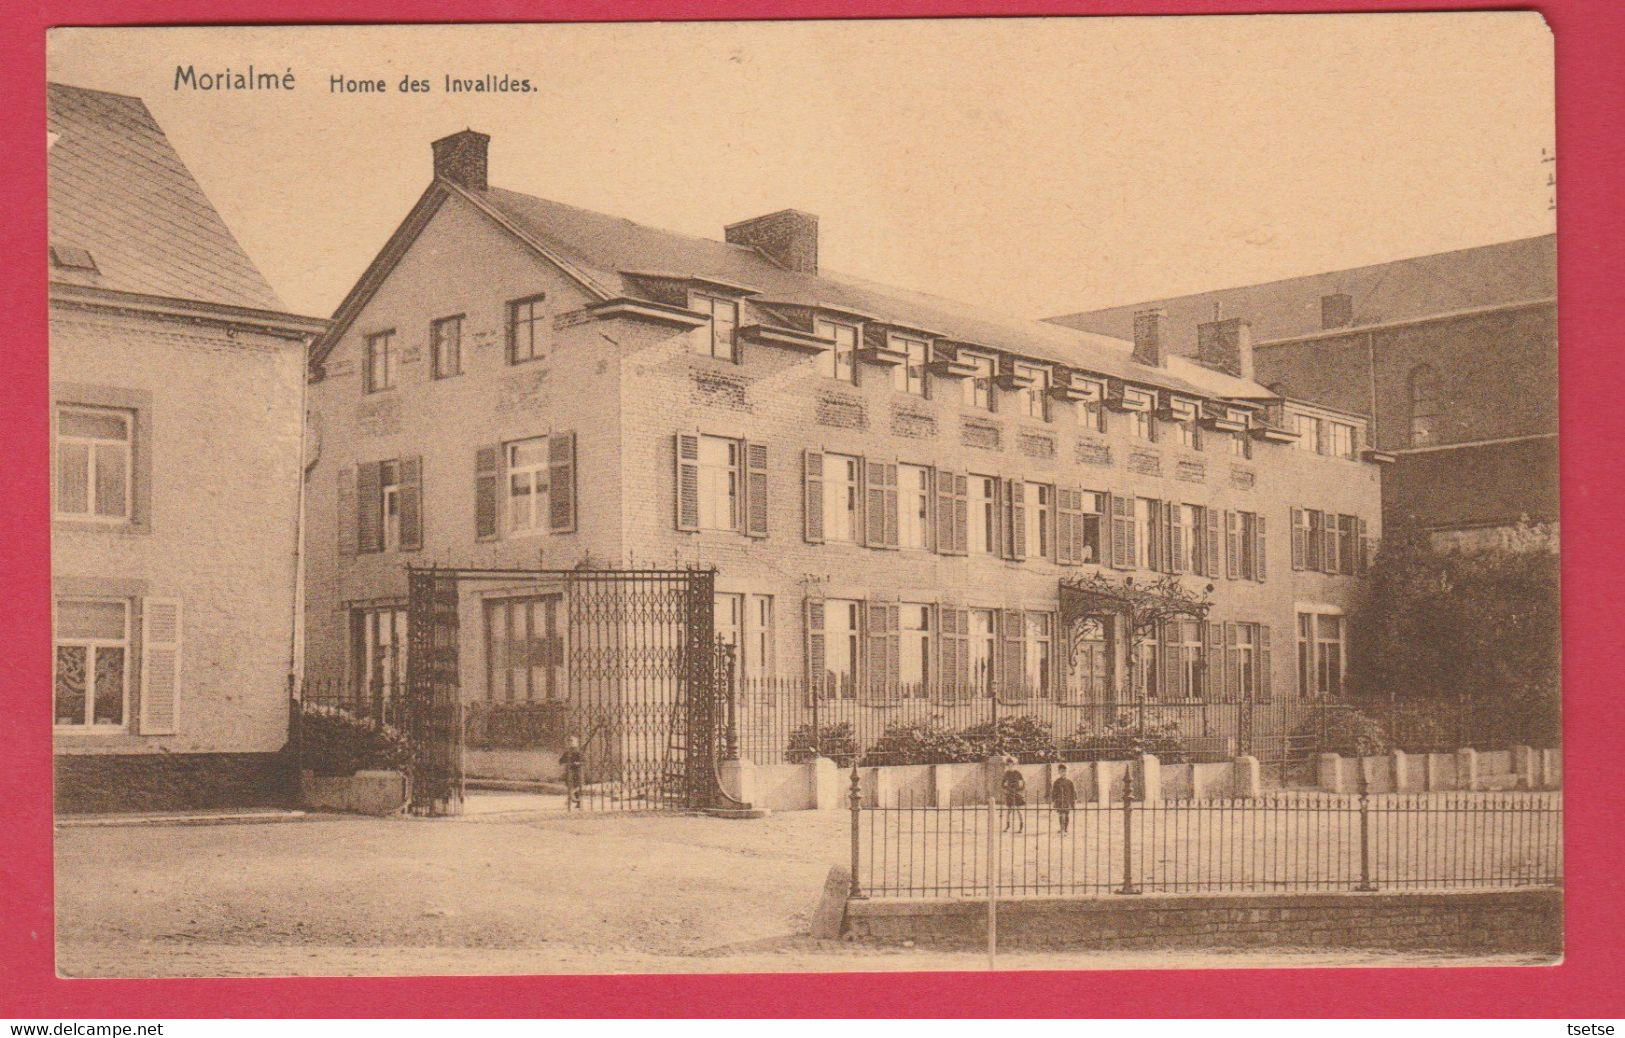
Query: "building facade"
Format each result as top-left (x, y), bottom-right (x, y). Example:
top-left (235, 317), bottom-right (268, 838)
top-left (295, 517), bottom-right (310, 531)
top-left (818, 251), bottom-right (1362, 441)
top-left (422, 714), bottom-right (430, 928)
top-left (1047, 236), bottom-right (1557, 551)
top-left (49, 84), bottom-right (324, 812)
top-left (303, 131), bottom-right (1382, 769)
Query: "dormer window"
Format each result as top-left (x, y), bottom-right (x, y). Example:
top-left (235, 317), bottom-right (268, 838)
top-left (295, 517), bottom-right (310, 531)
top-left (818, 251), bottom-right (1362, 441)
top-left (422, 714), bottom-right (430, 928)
top-left (961, 354), bottom-right (996, 411)
top-left (1015, 364), bottom-right (1051, 421)
top-left (889, 334), bottom-right (930, 397)
top-left (694, 294), bottom-right (739, 362)
top-left (814, 318), bottom-right (858, 383)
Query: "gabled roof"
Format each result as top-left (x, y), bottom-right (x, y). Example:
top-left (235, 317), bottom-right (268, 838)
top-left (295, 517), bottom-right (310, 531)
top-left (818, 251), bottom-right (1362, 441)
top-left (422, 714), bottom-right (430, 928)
top-left (1046, 234), bottom-right (1556, 349)
top-left (47, 82), bottom-right (284, 312)
top-left (313, 177), bottom-right (1276, 402)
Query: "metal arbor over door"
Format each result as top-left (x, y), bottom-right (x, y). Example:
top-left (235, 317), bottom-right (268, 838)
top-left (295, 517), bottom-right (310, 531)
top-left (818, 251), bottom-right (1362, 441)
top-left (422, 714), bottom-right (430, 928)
top-left (403, 565), bottom-right (740, 816)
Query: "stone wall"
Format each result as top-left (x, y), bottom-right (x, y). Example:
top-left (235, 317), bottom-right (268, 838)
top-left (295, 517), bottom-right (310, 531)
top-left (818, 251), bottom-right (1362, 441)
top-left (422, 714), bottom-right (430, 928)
top-left (55, 751), bottom-right (296, 814)
top-left (844, 888), bottom-right (1561, 955)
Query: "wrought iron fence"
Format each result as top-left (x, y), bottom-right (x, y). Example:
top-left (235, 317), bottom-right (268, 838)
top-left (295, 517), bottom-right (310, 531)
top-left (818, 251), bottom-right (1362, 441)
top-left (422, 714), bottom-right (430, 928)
top-left (852, 788), bottom-right (1562, 899)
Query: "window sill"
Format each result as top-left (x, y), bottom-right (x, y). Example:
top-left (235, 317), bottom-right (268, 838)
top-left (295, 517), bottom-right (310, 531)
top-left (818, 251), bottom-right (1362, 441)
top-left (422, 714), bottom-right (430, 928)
top-left (54, 519), bottom-right (150, 537)
top-left (54, 725), bottom-right (132, 737)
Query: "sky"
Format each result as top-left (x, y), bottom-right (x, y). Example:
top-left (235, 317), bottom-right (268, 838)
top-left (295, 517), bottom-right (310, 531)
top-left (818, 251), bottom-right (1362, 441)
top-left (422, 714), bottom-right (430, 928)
top-left (47, 15), bottom-right (1555, 322)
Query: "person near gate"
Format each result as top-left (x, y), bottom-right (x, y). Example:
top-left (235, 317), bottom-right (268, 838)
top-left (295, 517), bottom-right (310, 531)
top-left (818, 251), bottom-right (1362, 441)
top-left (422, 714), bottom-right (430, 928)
top-left (1050, 763), bottom-right (1078, 834)
top-left (1000, 757), bottom-right (1026, 833)
top-left (560, 735), bottom-right (585, 809)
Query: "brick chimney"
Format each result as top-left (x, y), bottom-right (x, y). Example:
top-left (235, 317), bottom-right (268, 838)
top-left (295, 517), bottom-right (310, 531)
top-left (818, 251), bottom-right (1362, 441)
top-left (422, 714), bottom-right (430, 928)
top-left (725, 210), bottom-right (819, 275)
top-left (1197, 317), bottom-right (1255, 381)
top-left (432, 129), bottom-right (490, 191)
top-left (1131, 308), bottom-right (1169, 367)
top-left (1321, 292), bottom-right (1354, 330)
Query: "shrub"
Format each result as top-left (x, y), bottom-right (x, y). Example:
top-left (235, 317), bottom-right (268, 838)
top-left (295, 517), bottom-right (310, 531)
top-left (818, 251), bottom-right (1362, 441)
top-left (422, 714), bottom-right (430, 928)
top-left (785, 720), bottom-right (860, 766)
top-left (955, 715), bottom-right (1060, 763)
top-left (299, 703), bottom-right (410, 776)
top-left (1295, 708), bottom-right (1391, 758)
top-left (860, 718), bottom-right (977, 766)
top-left (1062, 717), bottom-right (1188, 761)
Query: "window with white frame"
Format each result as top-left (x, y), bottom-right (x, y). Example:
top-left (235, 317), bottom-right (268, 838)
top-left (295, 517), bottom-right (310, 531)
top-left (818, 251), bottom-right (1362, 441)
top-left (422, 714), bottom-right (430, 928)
top-left (969, 475), bottom-right (998, 555)
top-left (1165, 620), bottom-right (1206, 700)
top-left (485, 595), bottom-right (564, 702)
top-left (508, 438), bottom-right (551, 534)
top-left (822, 453), bottom-right (860, 542)
top-left (1298, 611), bottom-right (1345, 698)
top-left (1228, 429), bottom-right (1251, 458)
top-left (1172, 416), bottom-right (1200, 449)
top-left (1233, 622), bottom-right (1261, 701)
top-left (716, 592), bottom-right (775, 680)
top-left (1297, 613), bottom-right (1314, 699)
top-left (899, 603), bottom-right (932, 698)
top-left (1023, 612), bottom-right (1054, 698)
top-left (1079, 490), bottom-right (1104, 564)
top-left (695, 294), bottom-right (739, 361)
top-left (891, 335), bottom-right (930, 396)
top-left (1073, 618), bottom-right (1109, 701)
top-left (1409, 365), bottom-right (1440, 448)
top-left (1328, 421), bottom-right (1357, 459)
top-left (1176, 504), bottom-right (1201, 573)
top-left (1293, 413), bottom-right (1320, 452)
top-left (1134, 498), bottom-right (1157, 569)
top-left (821, 598), bottom-right (861, 699)
top-left (1016, 364), bottom-right (1050, 421)
top-left (1131, 410), bottom-right (1155, 441)
top-left (54, 598), bottom-right (129, 729)
top-left (364, 330), bottom-right (398, 392)
top-left (380, 460), bottom-right (403, 551)
top-left (1026, 482), bottom-right (1052, 560)
top-left (962, 354), bottom-right (996, 411)
top-left (1337, 514), bottom-right (1359, 575)
top-left (55, 405), bottom-right (132, 522)
top-left (969, 608), bottom-right (997, 696)
top-left (814, 319), bottom-right (857, 383)
top-left (353, 605), bottom-right (407, 706)
top-left (898, 464), bottom-right (931, 549)
top-left (697, 435), bottom-right (741, 531)
top-left (1080, 395), bottom-right (1107, 434)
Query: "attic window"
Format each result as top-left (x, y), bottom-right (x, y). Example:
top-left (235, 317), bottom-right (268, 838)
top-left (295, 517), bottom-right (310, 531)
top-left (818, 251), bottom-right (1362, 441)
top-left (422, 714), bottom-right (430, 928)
top-left (50, 245), bottom-right (98, 273)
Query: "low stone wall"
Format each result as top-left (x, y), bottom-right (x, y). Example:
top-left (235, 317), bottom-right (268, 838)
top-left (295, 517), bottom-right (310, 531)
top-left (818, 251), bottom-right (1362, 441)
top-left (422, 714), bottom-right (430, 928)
top-left (844, 888), bottom-right (1562, 955)
top-left (1317, 747), bottom-right (1561, 794)
top-left (299, 769), bottom-right (409, 815)
top-left (55, 751), bottom-right (296, 814)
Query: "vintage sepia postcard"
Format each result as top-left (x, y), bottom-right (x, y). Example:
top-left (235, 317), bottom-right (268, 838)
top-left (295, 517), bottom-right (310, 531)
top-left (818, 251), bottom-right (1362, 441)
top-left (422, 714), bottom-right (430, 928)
top-left (42, 15), bottom-right (1560, 980)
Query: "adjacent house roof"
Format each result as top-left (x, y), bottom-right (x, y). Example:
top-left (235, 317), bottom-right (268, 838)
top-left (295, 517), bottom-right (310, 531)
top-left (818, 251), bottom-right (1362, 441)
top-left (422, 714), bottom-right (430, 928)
top-left (314, 177), bottom-right (1277, 402)
top-left (1045, 234), bottom-right (1556, 349)
top-left (47, 82), bottom-right (285, 312)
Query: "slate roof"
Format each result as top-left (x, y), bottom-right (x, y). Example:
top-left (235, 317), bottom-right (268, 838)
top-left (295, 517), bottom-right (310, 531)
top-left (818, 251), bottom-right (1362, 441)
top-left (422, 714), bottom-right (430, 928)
top-left (1046, 234), bottom-right (1556, 349)
top-left (47, 82), bottom-right (284, 312)
top-left (448, 184), bottom-right (1277, 402)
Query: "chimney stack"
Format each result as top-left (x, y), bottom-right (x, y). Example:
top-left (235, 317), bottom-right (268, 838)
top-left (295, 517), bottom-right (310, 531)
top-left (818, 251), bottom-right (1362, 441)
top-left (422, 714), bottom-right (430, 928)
top-left (432, 129), bottom-right (490, 191)
top-left (725, 210), bottom-right (819, 275)
top-left (1197, 317), bottom-right (1255, 381)
top-left (1321, 292), bottom-right (1354, 330)
top-left (1131, 308), bottom-right (1169, 368)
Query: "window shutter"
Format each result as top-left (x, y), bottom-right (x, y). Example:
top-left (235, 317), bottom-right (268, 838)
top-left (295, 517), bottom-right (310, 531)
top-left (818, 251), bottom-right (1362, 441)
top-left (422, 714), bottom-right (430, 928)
top-left (674, 434), bottom-right (701, 532)
top-left (1055, 488), bottom-right (1080, 565)
top-left (1164, 501), bottom-right (1182, 574)
top-left (1290, 507), bottom-right (1305, 570)
top-left (1225, 511), bottom-right (1240, 579)
top-left (935, 469), bottom-right (957, 555)
top-left (1006, 480), bottom-right (1027, 561)
top-left (1210, 621), bottom-right (1228, 702)
top-left (475, 445), bottom-right (501, 541)
top-left (1322, 512), bottom-right (1339, 574)
top-left (883, 463), bottom-right (899, 548)
top-left (138, 597), bottom-right (182, 736)
top-left (952, 474), bottom-right (969, 554)
top-left (1358, 518), bottom-right (1372, 576)
top-left (398, 455), bottom-right (423, 551)
top-left (1258, 625), bottom-right (1273, 701)
top-left (940, 607), bottom-right (968, 699)
top-left (504, 303), bottom-right (516, 364)
top-left (864, 460), bottom-right (897, 548)
top-left (743, 441), bottom-right (769, 538)
top-left (1204, 507), bottom-right (1220, 578)
top-left (999, 609), bottom-right (1024, 699)
top-left (548, 433), bottom-right (577, 533)
top-left (1109, 493), bottom-right (1134, 569)
top-left (866, 602), bottom-right (900, 701)
top-left (803, 449), bottom-right (825, 543)
top-left (356, 461), bottom-right (383, 554)
top-left (1254, 515), bottom-right (1268, 583)
top-left (1161, 624), bottom-right (1182, 700)
top-left (804, 598), bottom-right (826, 702)
top-left (337, 465), bottom-right (358, 557)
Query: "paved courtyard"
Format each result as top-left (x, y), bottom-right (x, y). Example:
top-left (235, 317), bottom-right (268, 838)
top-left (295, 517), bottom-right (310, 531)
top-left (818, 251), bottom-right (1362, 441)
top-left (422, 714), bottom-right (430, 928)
top-left (55, 796), bottom-right (1554, 977)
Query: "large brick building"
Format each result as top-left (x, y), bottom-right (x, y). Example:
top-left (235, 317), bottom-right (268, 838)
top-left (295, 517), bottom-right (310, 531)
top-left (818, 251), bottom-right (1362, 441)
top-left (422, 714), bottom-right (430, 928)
top-left (1048, 235), bottom-right (1557, 551)
top-left (303, 131), bottom-right (1382, 766)
top-left (49, 83), bottom-right (324, 811)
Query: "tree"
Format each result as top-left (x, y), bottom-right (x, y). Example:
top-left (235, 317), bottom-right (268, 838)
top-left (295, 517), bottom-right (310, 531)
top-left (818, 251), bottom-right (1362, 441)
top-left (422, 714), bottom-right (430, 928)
top-left (1060, 572), bottom-right (1213, 697)
top-left (1345, 522), bottom-right (1559, 746)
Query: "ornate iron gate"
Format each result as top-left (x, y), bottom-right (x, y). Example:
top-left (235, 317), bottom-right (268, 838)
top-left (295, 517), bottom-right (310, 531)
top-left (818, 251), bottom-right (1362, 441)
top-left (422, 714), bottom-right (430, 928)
top-left (403, 565), bottom-right (738, 815)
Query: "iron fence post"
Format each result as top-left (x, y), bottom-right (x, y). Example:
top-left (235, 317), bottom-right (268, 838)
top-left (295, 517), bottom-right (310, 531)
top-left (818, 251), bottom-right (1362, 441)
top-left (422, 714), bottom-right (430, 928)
top-left (848, 763), bottom-right (864, 899)
top-left (1119, 738), bottom-right (1142, 895)
top-left (1356, 763), bottom-right (1377, 892)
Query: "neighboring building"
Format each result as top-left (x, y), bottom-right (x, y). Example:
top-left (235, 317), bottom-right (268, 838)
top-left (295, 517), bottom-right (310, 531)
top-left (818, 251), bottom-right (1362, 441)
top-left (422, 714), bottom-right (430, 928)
top-left (49, 83), bottom-right (325, 812)
top-left (302, 131), bottom-right (1382, 764)
top-left (1047, 235), bottom-right (1557, 551)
